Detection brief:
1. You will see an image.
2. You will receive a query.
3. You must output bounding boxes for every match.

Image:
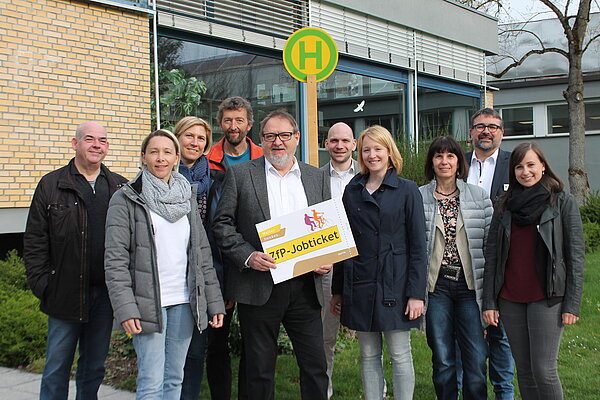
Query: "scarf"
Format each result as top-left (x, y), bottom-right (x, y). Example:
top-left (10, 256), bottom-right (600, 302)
top-left (178, 156), bottom-right (210, 198)
top-left (507, 181), bottom-right (550, 226)
top-left (141, 169), bottom-right (191, 223)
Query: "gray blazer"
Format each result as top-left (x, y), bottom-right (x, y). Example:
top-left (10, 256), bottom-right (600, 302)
top-left (213, 157), bottom-right (331, 306)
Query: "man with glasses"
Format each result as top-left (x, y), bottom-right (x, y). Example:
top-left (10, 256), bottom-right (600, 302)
top-left (214, 109), bottom-right (331, 400)
top-left (465, 108), bottom-right (515, 400)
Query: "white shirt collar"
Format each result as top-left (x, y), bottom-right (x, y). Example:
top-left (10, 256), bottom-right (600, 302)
top-left (471, 148), bottom-right (499, 164)
top-left (329, 161), bottom-right (355, 177)
top-left (264, 157), bottom-right (301, 178)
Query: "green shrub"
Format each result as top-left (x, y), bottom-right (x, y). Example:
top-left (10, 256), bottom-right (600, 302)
top-left (583, 222), bottom-right (600, 254)
top-left (396, 138), bottom-right (430, 186)
top-left (0, 251), bottom-right (47, 367)
top-left (0, 289), bottom-right (47, 367)
top-left (580, 191), bottom-right (600, 224)
top-left (0, 249), bottom-right (28, 291)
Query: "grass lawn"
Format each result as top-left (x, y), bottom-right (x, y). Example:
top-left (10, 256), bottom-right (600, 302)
top-left (28, 252), bottom-right (600, 399)
top-left (194, 252), bottom-right (600, 399)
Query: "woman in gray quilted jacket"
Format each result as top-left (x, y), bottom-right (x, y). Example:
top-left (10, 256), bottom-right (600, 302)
top-left (104, 129), bottom-right (225, 399)
top-left (419, 136), bottom-right (493, 400)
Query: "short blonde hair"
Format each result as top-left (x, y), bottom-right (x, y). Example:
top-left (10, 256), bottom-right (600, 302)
top-left (357, 125), bottom-right (403, 175)
top-left (173, 116), bottom-right (213, 156)
top-left (140, 129), bottom-right (180, 170)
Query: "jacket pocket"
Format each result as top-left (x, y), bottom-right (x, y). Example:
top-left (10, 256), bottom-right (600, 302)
top-left (47, 203), bottom-right (76, 242)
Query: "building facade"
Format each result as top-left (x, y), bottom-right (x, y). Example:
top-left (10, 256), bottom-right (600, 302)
top-left (0, 0), bottom-right (498, 250)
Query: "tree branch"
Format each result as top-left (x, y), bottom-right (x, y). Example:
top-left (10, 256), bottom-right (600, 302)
top-left (487, 47), bottom-right (568, 78)
top-left (500, 28), bottom-right (546, 49)
top-left (582, 32), bottom-right (600, 54)
top-left (540, 0), bottom-right (573, 42)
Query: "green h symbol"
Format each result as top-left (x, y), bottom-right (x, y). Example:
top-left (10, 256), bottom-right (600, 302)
top-left (299, 40), bottom-right (322, 69)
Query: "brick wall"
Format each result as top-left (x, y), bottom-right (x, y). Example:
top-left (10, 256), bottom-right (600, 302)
top-left (0, 0), bottom-right (150, 208)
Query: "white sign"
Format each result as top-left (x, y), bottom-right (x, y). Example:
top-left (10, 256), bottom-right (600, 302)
top-left (256, 197), bottom-right (358, 284)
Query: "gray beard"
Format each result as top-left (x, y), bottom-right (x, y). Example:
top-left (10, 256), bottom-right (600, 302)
top-left (266, 153), bottom-right (294, 169)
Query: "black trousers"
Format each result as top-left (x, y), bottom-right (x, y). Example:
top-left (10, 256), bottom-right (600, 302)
top-left (238, 276), bottom-right (328, 400)
top-left (206, 306), bottom-right (248, 400)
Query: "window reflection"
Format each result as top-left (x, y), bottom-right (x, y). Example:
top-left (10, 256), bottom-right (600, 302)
top-left (317, 71), bottom-right (406, 166)
top-left (417, 87), bottom-right (478, 142)
top-left (158, 39), bottom-right (298, 145)
top-left (548, 102), bottom-right (600, 134)
top-left (501, 107), bottom-right (534, 136)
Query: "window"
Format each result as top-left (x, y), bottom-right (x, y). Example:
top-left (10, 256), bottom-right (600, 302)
top-left (157, 38), bottom-right (298, 145)
top-left (316, 71), bottom-right (406, 166)
top-left (548, 101), bottom-right (600, 134)
top-left (417, 87), bottom-right (479, 142)
top-left (501, 107), bottom-right (534, 136)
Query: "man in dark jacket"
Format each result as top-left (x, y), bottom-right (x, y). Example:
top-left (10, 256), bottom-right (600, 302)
top-left (24, 121), bottom-right (126, 399)
top-left (465, 108), bottom-right (515, 400)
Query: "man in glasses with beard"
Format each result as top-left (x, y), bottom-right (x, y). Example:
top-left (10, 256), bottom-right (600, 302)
top-left (465, 107), bottom-right (515, 400)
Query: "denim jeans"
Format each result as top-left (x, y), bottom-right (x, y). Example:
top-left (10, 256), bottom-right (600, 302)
top-left (487, 321), bottom-right (515, 399)
top-left (455, 317), bottom-right (515, 399)
top-left (426, 277), bottom-right (487, 400)
top-left (356, 330), bottom-right (414, 400)
top-left (133, 303), bottom-right (194, 400)
top-left (40, 286), bottom-right (113, 400)
top-left (180, 326), bottom-right (207, 400)
top-left (499, 298), bottom-right (564, 400)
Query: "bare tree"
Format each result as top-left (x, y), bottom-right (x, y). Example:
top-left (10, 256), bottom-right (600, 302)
top-left (460, 0), bottom-right (599, 205)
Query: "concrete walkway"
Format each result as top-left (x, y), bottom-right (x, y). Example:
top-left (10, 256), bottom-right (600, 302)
top-left (0, 367), bottom-right (135, 399)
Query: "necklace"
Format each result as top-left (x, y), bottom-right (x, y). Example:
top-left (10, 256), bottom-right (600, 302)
top-left (435, 186), bottom-right (458, 197)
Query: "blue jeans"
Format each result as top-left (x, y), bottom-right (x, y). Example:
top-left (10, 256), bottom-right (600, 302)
top-left (356, 330), bottom-right (414, 400)
top-left (40, 286), bottom-right (113, 400)
top-left (426, 277), bottom-right (487, 400)
top-left (455, 317), bottom-right (515, 399)
top-left (133, 303), bottom-right (194, 400)
top-left (487, 321), bottom-right (515, 399)
top-left (180, 326), bottom-right (207, 400)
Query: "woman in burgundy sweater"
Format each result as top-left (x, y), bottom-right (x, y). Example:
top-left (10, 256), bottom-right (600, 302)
top-left (482, 142), bottom-right (584, 400)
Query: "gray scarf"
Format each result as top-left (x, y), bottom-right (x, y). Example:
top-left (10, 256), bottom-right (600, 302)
top-left (141, 169), bottom-right (191, 223)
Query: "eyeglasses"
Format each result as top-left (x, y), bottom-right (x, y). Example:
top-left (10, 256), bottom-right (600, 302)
top-left (262, 132), bottom-right (295, 142)
top-left (471, 123), bottom-right (502, 133)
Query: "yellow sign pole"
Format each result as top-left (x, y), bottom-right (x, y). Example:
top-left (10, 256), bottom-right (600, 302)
top-left (306, 75), bottom-right (319, 167)
top-left (282, 27), bottom-right (338, 168)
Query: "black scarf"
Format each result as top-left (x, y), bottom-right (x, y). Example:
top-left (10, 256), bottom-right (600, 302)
top-left (507, 181), bottom-right (550, 226)
top-left (178, 156), bottom-right (210, 198)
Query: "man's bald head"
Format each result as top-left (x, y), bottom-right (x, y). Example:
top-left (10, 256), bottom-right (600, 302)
top-left (325, 122), bottom-right (356, 170)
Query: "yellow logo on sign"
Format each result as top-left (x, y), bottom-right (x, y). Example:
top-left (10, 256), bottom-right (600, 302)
top-left (283, 27), bottom-right (338, 83)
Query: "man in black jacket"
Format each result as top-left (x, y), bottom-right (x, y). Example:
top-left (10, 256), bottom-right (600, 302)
top-left (24, 121), bottom-right (126, 399)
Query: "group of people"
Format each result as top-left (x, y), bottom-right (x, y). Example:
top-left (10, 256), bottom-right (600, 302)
top-left (23, 100), bottom-right (584, 400)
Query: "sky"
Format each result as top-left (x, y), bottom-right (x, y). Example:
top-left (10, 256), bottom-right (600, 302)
top-left (496, 0), bottom-right (600, 22)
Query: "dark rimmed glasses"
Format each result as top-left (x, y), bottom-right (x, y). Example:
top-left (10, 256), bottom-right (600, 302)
top-left (471, 123), bottom-right (502, 133)
top-left (262, 132), bottom-right (295, 142)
